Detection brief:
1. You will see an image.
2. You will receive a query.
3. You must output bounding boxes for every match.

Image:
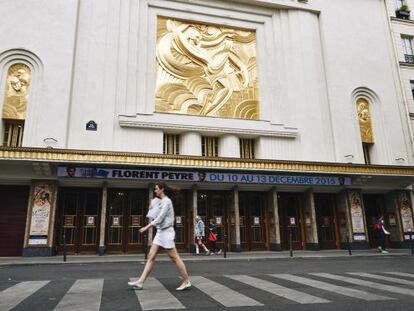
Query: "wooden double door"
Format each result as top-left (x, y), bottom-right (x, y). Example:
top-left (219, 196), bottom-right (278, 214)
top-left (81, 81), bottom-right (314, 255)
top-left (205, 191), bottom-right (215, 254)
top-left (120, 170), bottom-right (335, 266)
top-left (278, 193), bottom-right (305, 250)
top-left (239, 192), bottom-right (267, 251)
top-left (314, 193), bottom-right (339, 249)
top-left (363, 194), bottom-right (385, 248)
top-left (57, 188), bottom-right (101, 254)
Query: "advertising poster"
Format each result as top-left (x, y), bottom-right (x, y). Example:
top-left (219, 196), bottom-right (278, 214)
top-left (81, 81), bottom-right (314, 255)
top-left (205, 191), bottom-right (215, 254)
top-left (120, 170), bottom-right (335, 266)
top-left (398, 192), bottom-right (414, 235)
top-left (348, 190), bottom-right (365, 234)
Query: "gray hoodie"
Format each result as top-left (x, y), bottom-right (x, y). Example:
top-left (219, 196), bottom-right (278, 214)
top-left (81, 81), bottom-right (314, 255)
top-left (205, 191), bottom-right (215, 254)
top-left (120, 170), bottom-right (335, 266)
top-left (151, 196), bottom-right (175, 230)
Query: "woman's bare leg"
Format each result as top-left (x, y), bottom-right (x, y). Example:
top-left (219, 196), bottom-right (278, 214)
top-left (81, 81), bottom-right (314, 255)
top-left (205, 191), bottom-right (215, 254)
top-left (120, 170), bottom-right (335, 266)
top-left (166, 247), bottom-right (190, 284)
top-left (135, 244), bottom-right (160, 284)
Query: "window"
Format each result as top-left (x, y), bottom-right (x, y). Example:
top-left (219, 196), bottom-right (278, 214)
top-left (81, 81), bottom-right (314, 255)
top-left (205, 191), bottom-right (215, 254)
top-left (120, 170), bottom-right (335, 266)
top-left (202, 136), bottom-right (218, 157)
top-left (362, 143), bottom-right (372, 165)
top-left (402, 36), bottom-right (414, 63)
top-left (240, 138), bottom-right (255, 159)
top-left (163, 134), bottom-right (180, 155)
top-left (3, 120), bottom-right (24, 147)
top-left (410, 80), bottom-right (414, 99)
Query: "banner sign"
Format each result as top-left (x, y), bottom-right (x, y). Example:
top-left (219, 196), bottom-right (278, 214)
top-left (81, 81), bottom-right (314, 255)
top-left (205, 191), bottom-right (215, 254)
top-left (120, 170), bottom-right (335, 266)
top-left (58, 166), bottom-right (351, 186)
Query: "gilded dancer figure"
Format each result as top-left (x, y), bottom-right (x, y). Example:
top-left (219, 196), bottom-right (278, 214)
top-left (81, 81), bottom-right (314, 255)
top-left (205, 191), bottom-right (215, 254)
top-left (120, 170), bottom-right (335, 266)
top-left (155, 18), bottom-right (259, 119)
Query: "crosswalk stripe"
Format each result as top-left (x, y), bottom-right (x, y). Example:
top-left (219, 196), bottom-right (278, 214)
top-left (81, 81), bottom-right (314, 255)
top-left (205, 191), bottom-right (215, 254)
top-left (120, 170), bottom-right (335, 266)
top-left (190, 276), bottom-right (263, 307)
top-left (384, 272), bottom-right (414, 279)
top-left (348, 272), bottom-right (414, 286)
top-left (0, 281), bottom-right (49, 311)
top-left (130, 277), bottom-right (185, 310)
top-left (269, 274), bottom-right (393, 301)
top-left (312, 273), bottom-right (414, 297)
top-left (226, 275), bottom-right (330, 304)
top-left (54, 279), bottom-right (103, 311)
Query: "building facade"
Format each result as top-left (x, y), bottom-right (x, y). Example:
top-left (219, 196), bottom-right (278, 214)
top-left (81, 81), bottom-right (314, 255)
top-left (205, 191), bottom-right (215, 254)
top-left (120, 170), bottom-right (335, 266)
top-left (1, 0), bottom-right (414, 257)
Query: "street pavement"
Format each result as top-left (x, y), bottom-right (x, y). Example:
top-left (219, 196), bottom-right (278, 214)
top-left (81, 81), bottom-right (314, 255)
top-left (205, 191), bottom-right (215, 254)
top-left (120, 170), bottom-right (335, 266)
top-left (0, 250), bottom-right (414, 310)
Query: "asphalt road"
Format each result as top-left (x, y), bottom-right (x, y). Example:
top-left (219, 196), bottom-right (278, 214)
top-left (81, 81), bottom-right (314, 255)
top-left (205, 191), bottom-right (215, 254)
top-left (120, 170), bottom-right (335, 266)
top-left (1, 256), bottom-right (414, 310)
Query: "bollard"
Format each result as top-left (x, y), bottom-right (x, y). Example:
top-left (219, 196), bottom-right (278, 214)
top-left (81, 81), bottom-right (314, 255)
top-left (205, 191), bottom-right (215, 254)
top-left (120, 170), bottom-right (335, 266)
top-left (223, 232), bottom-right (227, 259)
top-left (63, 231), bottom-right (67, 262)
top-left (410, 231), bottom-right (414, 255)
top-left (289, 227), bottom-right (293, 258)
top-left (144, 231), bottom-right (148, 260)
top-left (347, 234), bottom-right (352, 256)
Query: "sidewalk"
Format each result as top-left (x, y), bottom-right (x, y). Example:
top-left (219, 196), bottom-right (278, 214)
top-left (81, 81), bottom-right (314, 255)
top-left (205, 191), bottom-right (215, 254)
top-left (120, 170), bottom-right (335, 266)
top-left (0, 249), bottom-right (412, 266)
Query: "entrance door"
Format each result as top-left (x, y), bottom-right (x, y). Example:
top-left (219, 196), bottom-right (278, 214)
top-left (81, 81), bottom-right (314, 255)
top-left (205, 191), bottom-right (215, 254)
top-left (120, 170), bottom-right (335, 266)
top-left (197, 191), bottom-right (229, 251)
top-left (363, 194), bottom-right (385, 248)
top-left (239, 192), bottom-right (267, 251)
top-left (173, 191), bottom-right (189, 252)
top-left (106, 189), bottom-right (147, 253)
top-left (278, 193), bottom-right (304, 250)
top-left (58, 188), bottom-right (101, 254)
top-left (0, 186), bottom-right (29, 256)
top-left (314, 194), bottom-right (339, 249)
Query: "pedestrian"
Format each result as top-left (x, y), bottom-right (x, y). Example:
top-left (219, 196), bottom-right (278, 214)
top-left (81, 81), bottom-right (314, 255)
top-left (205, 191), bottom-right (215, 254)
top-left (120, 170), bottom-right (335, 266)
top-left (146, 192), bottom-right (161, 221)
top-left (374, 216), bottom-right (390, 254)
top-left (128, 182), bottom-right (191, 291)
top-left (208, 219), bottom-right (222, 255)
top-left (194, 215), bottom-right (210, 255)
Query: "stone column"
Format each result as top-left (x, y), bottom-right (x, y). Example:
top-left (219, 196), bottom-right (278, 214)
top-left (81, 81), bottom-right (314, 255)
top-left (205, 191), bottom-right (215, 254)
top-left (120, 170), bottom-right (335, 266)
top-left (190, 184), bottom-right (198, 253)
top-left (304, 189), bottom-right (319, 250)
top-left (346, 190), bottom-right (369, 249)
top-left (218, 134), bottom-right (239, 158)
top-left (23, 181), bottom-right (57, 257)
top-left (336, 191), bottom-right (353, 249)
top-left (231, 186), bottom-right (241, 252)
top-left (269, 188), bottom-right (281, 251)
top-left (98, 182), bottom-right (108, 255)
top-left (181, 132), bottom-right (202, 156)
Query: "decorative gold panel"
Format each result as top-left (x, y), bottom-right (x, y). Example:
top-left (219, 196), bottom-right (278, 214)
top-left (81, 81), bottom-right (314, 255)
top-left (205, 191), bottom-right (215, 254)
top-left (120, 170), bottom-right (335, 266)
top-left (356, 98), bottom-right (374, 143)
top-left (155, 17), bottom-right (259, 119)
top-left (2, 64), bottom-right (31, 120)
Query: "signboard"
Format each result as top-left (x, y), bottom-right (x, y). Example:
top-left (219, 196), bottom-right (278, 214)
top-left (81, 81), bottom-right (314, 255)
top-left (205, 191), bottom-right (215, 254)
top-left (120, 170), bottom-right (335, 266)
top-left (112, 216), bottom-right (120, 226)
top-left (28, 183), bottom-right (54, 246)
top-left (353, 234), bottom-right (366, 241)
top-left (65, 216), bottom-right (74, 226)
top-left (397, 192), bottom-right (414, 233)
top-left (289, 217), bottom-right (296, 225)
top-left (58, 167), bottom-right (351, 187)
top-left (131, 216), bottom-right (140, 226)
top-left (175, 216), bottom-right (182, 224)
top-left (216, 217), bottom-right (222, 225)
top-left (254, 217), bottom-right (260, 225)
top-left (87, 216), bottom-right (95, 226)
top-left (348, 191), bottom-right (365, 234)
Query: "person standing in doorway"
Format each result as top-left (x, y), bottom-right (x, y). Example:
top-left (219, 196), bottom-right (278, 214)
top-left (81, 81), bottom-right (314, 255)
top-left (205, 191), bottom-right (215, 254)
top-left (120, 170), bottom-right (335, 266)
top-left (128, 182), bottom-right (191, 291)
top-left (374, 216), bottom-right (390, 254)
top-left (208, 219), bottom-right (222, 255)
top-left (194, 216), bottom-right (210, 255)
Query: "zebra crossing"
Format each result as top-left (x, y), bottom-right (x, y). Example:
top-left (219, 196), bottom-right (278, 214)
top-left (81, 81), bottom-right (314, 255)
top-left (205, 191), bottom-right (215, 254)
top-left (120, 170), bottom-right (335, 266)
top-left (1, 272), bottom-right (414, 310)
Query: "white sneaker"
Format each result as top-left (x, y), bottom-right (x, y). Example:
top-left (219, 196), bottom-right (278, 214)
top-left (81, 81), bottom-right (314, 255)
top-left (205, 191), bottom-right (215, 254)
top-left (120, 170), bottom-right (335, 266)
top-left (128, 281), bottom-right (143, 290)
top-left (377, 246), bottom-right (382, 253)
top-left (381, 250), bottom-right (389, 254)
top-left (176, 282), bottom-right (192, 291)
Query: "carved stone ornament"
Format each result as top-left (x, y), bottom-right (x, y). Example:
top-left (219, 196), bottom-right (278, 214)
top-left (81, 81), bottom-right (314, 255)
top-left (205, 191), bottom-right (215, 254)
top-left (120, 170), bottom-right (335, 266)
top-left (155, 17), bottom-right (259, 120)
top-left (2, 63), bottom-right (31, 120)
top-left (356, 98), bottom-right (374, 143)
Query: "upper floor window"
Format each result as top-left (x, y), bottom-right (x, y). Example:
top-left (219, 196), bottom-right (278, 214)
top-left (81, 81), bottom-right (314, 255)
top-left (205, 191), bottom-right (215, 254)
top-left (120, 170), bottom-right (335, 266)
top-left (163, 134), bottom-right (180, 155)
top-left (402, 36), bottom-right (414, 63)
top-left (240, 138), bottom-right (255, 159)
top-left (410, 80), bottom-right (414, 99)
top-left (202, 136), bottom-right (218, 157)
top-left (2, 120), bottom-right (24, 147)
top-left (396, 1), bottom-right (411, 19)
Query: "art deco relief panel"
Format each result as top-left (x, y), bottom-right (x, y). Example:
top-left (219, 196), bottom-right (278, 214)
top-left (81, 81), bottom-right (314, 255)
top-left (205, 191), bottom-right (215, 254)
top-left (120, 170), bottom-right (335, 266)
top-left (155, 17), bottom-right (259, 120)
top-left (2, 63), bottom-right (31, 120)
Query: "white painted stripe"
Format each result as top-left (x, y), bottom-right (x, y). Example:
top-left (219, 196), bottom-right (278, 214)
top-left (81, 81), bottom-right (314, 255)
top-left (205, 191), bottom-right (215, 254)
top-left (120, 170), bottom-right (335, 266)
top-left (384, 272), bottom-right (414, 279)
top-left (226, 275), bottom-right (330, 304)
top-left (131, 277), bottom-right (185, 310)
top-left (269, 274), bottom-right (392, 301)
top-left (312, 273), bottom-right (414, 297)
top-left (348, 272), bottom-right (414, 286)
top-left (190, 276), bottom-right (263, 307)
top-left (0, 281), bottom-right (49, 311)
top-left (54, 279), bottom-right (103, 311)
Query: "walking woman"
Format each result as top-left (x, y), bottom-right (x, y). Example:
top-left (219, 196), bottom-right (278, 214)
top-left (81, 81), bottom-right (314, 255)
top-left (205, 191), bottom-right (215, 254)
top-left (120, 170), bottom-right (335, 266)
top-left (128, 182), bottom-right (191, 291)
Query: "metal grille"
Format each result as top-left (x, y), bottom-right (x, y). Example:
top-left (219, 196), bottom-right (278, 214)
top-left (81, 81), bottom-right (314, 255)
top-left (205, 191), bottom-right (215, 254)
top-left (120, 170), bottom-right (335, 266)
top-left (3, 121), bottom-right (24, 147)
top-left (240, 138), bottom-right (255, 159)
top-left (163, 134), bottom-right (180, 155)
top-left (202, 136), bottom-right (218, 157)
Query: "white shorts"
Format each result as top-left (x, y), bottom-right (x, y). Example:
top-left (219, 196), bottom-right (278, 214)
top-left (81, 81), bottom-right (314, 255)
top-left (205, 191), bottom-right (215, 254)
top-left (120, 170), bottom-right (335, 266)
top-left (153, 227), bottom-right (175, 249)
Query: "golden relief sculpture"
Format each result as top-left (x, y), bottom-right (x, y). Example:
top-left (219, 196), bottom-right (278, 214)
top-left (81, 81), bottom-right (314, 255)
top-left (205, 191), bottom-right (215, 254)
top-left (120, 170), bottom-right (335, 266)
top-left (356, 98), bottom-right (374, 143)
top-left (155, 17), bottom-right (259, 119)
top-left (2, 63), bottom-right (31, 120)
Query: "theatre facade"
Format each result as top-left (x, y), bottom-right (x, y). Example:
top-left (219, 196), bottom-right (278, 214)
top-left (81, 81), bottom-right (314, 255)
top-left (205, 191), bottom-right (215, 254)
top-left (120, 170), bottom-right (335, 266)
top-left (1, 0), bottom-right (414, 256)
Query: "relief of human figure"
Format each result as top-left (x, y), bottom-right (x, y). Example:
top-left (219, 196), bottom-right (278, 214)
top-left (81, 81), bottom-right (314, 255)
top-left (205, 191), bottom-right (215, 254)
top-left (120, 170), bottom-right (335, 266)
top-left (155, 18), bottom-right (258, 119)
